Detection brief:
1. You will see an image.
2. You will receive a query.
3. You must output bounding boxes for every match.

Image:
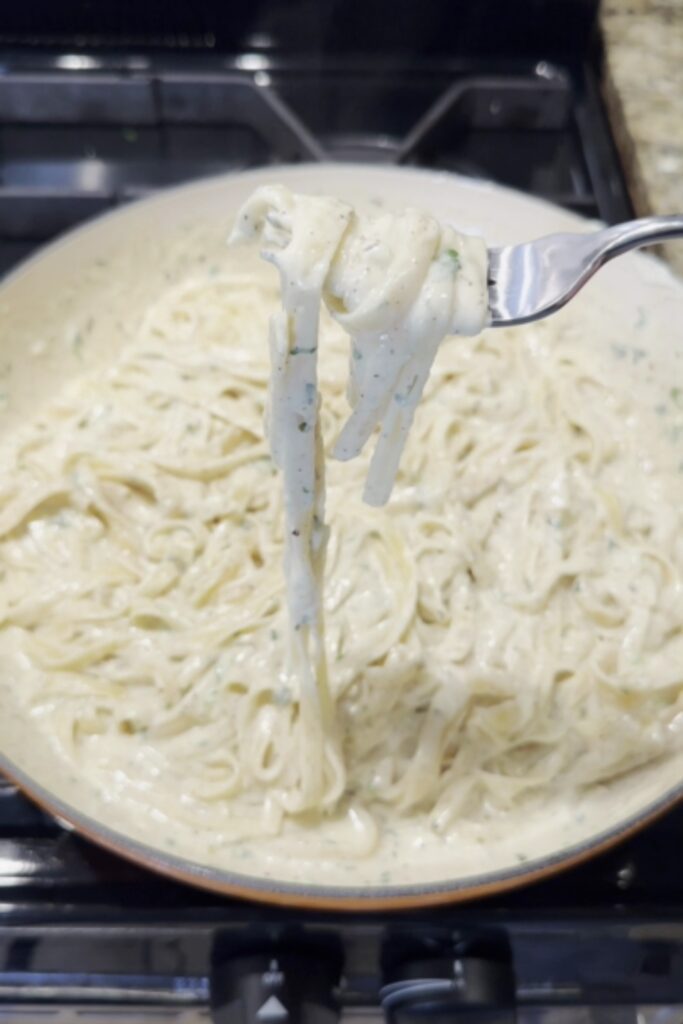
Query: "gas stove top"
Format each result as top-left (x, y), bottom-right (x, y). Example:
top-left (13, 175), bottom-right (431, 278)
top-left (0, 36), bottom-right (682, 1024)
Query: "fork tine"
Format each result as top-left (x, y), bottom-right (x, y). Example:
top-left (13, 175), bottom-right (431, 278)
top-left (486, 246), bottom-right (509, 326)
top-left (488, 215), bottom-right (683, 328)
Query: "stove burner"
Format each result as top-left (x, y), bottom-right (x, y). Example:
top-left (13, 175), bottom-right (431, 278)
top-left (381, 930), bottom-right (515, 1023)
top-left (211, 934), bottom-right (343, 1023)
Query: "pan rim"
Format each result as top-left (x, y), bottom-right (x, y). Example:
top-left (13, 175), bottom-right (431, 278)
top-left (1, 160), bottom-right (678, 296)
top-left (0, 161), bottom-right (682, 909)
top-left (2, 751), bottom-right (682, 910)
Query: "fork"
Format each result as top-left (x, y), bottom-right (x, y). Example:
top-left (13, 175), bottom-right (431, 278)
top-left (488, 214), bottom-right (683, 326)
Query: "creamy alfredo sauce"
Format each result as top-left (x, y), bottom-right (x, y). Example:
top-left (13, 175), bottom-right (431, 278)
top-left (0, 189), bottom-right (681, 886)
top-left (229, 185), bottom-right (488, 812)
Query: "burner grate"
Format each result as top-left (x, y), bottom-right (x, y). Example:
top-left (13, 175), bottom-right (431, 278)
top-left (0, 54), bottom-right (632, 277)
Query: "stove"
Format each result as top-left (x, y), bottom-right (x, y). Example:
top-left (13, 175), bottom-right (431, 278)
top-left (0, 44), bottom-right (632, 278)
top-left (0, 3), bottom-right (682, 1021)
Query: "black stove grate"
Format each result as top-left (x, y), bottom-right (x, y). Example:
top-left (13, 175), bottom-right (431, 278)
top-left (0, 53), bottom-right (632, 279)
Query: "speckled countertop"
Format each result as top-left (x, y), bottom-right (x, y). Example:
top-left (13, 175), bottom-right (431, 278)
top-left (601, 0), bottom-right (683, 277)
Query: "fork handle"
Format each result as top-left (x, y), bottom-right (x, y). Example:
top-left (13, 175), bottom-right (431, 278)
top-left (595, 214), bottom-right (683, 262)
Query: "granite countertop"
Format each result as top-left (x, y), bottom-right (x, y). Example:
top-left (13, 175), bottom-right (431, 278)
top-left (600, 0), bottom-right (683, 277)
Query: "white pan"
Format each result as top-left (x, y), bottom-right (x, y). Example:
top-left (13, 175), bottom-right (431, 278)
top-left (0, 164), bottom-right (681, 910)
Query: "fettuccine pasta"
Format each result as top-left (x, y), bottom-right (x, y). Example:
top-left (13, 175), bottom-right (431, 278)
top-left (0, 190), bottom-right (681, 872)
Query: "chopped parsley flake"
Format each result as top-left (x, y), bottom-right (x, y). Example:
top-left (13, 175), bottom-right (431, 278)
top-left (445, 248), bottom-right (461, 269)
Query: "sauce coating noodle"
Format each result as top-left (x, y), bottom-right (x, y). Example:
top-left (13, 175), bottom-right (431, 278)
top-left (0, 194), bottom-right (681, 868)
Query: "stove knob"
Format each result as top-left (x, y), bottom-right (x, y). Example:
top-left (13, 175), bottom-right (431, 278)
top-left (210, 940), bottom-right (342, 1024)
top-left (381, 953), bottom-right (515, 1024)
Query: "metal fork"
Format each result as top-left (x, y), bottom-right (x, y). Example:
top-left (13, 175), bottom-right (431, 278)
top-left (488, 214), bottom-right (683, 326)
